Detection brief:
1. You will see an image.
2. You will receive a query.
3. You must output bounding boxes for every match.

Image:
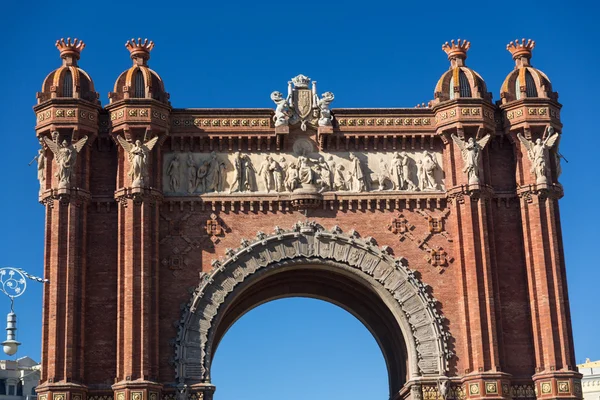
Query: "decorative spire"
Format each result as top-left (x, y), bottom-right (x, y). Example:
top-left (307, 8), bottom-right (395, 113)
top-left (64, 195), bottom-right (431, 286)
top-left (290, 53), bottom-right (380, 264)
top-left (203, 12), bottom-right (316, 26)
top-left (55, 37), bottom-right (85, 66)
top-left (442, 39), bottom-right (470, 68)
top-left (507, 38), bottom-right (535, 67)
top-left (125, 38), bottom-right (155, 65)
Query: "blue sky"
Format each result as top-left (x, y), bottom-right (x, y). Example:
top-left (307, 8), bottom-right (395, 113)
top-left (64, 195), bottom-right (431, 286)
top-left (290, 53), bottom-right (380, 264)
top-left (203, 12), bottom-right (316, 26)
top-left (0, 0), bottom-right (598, 398)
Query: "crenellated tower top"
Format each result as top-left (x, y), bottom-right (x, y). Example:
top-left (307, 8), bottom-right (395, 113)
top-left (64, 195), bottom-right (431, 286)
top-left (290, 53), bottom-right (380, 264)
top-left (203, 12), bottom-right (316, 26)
top-left (125, 38), bottom-right (154, 66)
top-left (55, 37), bottom-right (85, 66)
top-left (507, 38), bottom-right (535, 65)
top-left (442, 39), bottom-right (470, 68)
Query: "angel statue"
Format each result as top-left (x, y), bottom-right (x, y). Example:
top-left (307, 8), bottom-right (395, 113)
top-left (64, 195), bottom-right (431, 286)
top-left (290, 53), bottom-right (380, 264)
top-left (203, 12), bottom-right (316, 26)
top-left (116, 135), bottom-right (160, 187)
top-left (517, 126), bottom-right (559, 184)
top-left (451, 134), bottom-right (491, 185)
top-left (43, 134), bottom-right (88, 189)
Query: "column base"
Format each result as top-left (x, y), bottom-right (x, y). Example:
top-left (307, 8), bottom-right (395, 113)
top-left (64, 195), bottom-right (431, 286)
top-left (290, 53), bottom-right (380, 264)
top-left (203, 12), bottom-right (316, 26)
top-left (533, 370), bottom-right (583, 400)
top-left (112, 380), bottom-right (162, 400)
top-left (36, 382), bottom-right (88, 400)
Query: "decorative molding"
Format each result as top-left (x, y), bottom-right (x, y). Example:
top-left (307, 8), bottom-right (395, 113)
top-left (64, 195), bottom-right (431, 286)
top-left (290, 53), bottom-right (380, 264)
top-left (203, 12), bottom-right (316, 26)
top-left (174, 222), bottom-right (453, 383)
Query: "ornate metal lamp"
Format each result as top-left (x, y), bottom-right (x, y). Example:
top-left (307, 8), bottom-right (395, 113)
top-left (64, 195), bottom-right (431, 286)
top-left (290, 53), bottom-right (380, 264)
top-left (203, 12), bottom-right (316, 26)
top-left (0, 267), bottom-right (48, 355)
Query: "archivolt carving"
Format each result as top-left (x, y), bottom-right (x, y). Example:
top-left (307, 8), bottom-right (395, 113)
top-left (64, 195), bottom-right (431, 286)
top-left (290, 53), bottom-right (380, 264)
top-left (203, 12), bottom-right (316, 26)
top-left (174, 221), bottom-right (453, 383)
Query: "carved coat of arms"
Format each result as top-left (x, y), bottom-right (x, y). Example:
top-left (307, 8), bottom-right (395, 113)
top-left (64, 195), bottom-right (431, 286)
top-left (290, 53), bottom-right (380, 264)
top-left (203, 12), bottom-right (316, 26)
top-left (271, 74), bottom-right (335, 131)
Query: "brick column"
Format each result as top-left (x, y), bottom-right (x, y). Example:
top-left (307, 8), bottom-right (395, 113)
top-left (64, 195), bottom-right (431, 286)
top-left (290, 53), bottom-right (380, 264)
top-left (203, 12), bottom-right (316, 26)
top-left (444, 132), bottom-right (511, 400)
top-left (513, 129), bottom-right (582, 400)
top-left (112, 132), bottom-right (163, 400)
top-left (36, 137), bottom-right (92, 400)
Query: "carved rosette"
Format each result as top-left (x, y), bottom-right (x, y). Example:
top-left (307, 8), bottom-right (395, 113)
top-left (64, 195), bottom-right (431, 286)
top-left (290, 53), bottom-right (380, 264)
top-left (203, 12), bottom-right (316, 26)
top-left (174, 222), bottom-right (453, 384)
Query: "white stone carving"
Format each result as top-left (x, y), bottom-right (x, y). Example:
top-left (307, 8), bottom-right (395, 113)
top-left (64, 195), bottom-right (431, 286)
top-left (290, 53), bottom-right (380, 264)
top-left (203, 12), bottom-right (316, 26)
top-left (451, 134), bottom-right (491, 185)
top-left (116, 135), bottom-right (160, 187)
top-left (271, 75), bottom-right (335, 131)
top-left (518, 126), bottom-right (560, 184)
top-left (35, 148), bottom-right (46, 190)
top-left (270, 91), bottom-right (291, 127)
top-left (417, 151), bottom-right (442, 191)
top-left (43, 132), bottom-right (88, 189)
top-left (163, 150), bottom-right (445, 195)
top-left (167, 154), bottom-right (181, 192)
top-left (318, 92), bottom-right (335, 127)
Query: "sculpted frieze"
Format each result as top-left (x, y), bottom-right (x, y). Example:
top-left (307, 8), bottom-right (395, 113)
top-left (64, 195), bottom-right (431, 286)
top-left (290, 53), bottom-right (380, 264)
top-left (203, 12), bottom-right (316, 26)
top-left (163, 149), bottom-right (445, 196)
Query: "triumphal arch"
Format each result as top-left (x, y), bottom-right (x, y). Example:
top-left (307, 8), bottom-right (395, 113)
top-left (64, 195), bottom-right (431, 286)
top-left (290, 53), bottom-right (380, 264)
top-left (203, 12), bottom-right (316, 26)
top-left (33, 37), bottom-right (581, 400)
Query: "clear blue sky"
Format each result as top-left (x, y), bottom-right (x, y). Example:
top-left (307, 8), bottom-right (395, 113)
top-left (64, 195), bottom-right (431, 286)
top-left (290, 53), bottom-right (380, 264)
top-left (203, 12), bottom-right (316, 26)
top-left (0, 0), bottom-right (598, 399)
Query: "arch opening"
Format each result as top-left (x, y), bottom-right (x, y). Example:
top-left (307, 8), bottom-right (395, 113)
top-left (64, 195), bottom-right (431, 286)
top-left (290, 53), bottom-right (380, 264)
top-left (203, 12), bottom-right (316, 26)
top-left (211, 297), bottom-right (389, 400)
top-left (175, 223), bottom-right (452, 398)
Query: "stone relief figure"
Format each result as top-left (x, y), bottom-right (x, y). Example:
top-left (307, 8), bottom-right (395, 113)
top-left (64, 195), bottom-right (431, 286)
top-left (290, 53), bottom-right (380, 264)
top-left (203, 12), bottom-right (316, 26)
top-left (438, 379), bottom-right (449, 400)
top-left (271, 91), bottom-right (291, 127)
top-left (279, 156), bottom-right (288, 184)
top-left (176, 384), bottom-right (188, 400)
top-left (318, 92), bottom-right (335, 126)
top-left (270, 157), bottom-right (285, 192)
top-left (35, 148), bottom-right (46, 189)
top-left (390, 152), bottom-right (416, 191)
top-left (333, 164), bottom-right (348, 191)
top-left (451, 134), bottom-right (491, 185)
top-left (258, 156), bottom-right (275, 192)
top-left (517, 127), bottom-right (560, 184)
top-left (229, 152), bottom-right (243, 193)
top-left (376, 158), bottom-right (393, 191)
top-left (43, 133), bottom-right (88, 189)
top-left (348, 152), bottom-right (370, 192)
top-left (297, 153), bottom-right (320, 186)
top-left (417, 151), bottom-right (441, 191)
top-left (196, 161), bottom-right (209, 193)
top-left (116, 135), bottom-right (159, 187)
top-left (285, 163), bottom-right (300, 192)
top-left (167, 154), bottom-right (181, 192)
top-left (316, 157), bottom-right (332, 192)
top-left (186, 154), bottom-right (197, 194)
top-left (206, 151), bottom-right (226, 192)
top-left (242, 155), bottom-right (257, 192)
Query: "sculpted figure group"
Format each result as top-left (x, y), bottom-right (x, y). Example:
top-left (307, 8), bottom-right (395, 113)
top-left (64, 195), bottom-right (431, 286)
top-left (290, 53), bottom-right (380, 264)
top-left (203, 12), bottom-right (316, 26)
top-left (165, 150), bottom-right (443, 195)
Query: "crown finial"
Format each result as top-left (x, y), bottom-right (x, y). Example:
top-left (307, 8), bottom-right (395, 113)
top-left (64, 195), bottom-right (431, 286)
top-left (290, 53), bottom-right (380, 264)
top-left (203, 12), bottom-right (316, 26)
top-left (55, 38), bottom-right (85, 66)
top-left (442, 39), bottom-right (471, 61)
top-left (125, 38), bottom-right (155, 65)
top-left (507, 38), bottom-right (535, 61)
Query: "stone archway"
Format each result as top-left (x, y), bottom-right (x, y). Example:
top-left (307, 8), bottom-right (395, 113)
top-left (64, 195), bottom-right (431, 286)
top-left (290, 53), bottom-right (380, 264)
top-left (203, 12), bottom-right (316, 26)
top-left (174, 221), bottom-right (453, 397)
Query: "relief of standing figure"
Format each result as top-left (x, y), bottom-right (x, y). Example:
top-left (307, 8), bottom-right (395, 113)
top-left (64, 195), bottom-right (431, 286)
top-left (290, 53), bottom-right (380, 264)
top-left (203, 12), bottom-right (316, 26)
top-left (167, 154), bottom-right (181, 192)
top-left (348, 152), bottom-right (370, 192)
top-left (417, 151), bottom-right (441, 191)
top-left (258, 156), bottom-right (275, 192)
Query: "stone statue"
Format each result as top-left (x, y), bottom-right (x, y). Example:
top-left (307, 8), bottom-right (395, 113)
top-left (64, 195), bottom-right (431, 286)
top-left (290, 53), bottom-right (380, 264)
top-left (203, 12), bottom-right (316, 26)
top-left (270, 157), bottom-right (285, 192)
top-left (390, 152), bottom-right (416, 191)
top-left (417, 151), bottom-right (440, 191)
top-left (279, 156), bottom-right (288, 184)
top-left (315, 157), bottom-right (332, 192)
top-left (242, 155), bottom-right (257, 192)
top-left (176, 384), bottom-right (189, 400)
top-left (333, 164), bottom-right (347, 191)
top-left (35, 148), bottom-right (46, 189)
top-left (297, 153), bottom-right (320, 186)
top-left (206, 151), bottom-right (226, 192)
top-left (348, 152), bottom-right (370, 192)
top-left (186, 154), bottom-right (196, 194)
top-left (229, 152), bottom-right (243, 193)
top-left (271, 91), bottom-right (291, 127)
top-left (116, 135), bottom-right (160, 187)
top-left (376, 158), bottom-right (392, 191)
top-left (43, 134), bottom-right (88, 189)
top-left (285, 163), bottom-right (300, 192)
top-left (318, 92), bottom-right (335, 126)
top-left (196, 161), bottom-right (209, 193)
top-left (438, 379), bottom-right (449, 400)
top-left (517, 127), bottom-right (560, 184)
top-left (167, 154), bottom-right (181, 192)
top-left (258, 156), bottom-right (275, 192)
top-left (451, 134), bottom-right (491, 185)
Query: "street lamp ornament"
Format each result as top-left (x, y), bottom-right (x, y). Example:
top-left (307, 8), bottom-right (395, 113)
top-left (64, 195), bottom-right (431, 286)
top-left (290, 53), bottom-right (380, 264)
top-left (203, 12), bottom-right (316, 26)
top-left (0, 267), bottom-right (48, 356)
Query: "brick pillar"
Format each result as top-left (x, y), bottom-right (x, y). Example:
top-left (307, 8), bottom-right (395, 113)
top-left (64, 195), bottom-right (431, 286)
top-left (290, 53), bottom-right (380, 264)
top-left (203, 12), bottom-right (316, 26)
top-left (112, 131), bottom-right (163, 399)
top-left (444, 132), bottom-right (511, 400)
top-left (513, 129), bottom-right (582, 400)
top-left (36, 135), bottom-right (92, 400)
